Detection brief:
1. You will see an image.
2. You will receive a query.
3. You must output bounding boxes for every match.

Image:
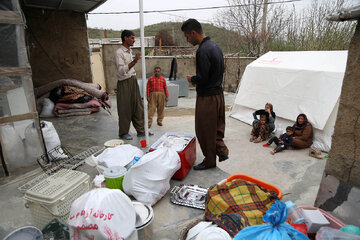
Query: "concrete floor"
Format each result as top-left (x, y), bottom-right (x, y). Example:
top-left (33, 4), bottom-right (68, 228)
top-left (0, 90), bottom-right (327, 239)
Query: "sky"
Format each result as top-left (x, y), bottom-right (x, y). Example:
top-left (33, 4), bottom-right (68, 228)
top-left (86, 0), bottom-right (312, 31)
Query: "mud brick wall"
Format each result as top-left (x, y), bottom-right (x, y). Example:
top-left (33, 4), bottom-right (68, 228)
top-left (24, 8), bottom-right (92, 87)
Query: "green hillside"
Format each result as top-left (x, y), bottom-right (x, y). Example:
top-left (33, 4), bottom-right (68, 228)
top-left (88, 21), bottom-right (239, 53)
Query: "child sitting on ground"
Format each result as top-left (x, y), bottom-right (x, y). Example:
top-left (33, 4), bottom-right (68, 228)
top-left (263, 126), bottom-right (294, 154)
top-left (250, 114), bottom-right (270, 143)
top-left (253, 103), bottom-right (276, 132)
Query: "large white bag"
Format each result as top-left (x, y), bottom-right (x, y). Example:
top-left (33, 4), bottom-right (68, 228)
top-left (67, 188), bottom-right (137, 240)
top-left (41, 120), bottom-right (67, 159)
top-left (86, 145), bottom-right (144, 174)
top-left (123, 142), bottom-right (181, 206)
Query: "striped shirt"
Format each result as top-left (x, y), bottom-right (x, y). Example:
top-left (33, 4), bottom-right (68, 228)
top-left (146, 75), bottom-right (169, 97)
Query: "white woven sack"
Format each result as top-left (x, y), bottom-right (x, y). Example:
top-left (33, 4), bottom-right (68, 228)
top-left (41, 120), bottom-right (67, 159)
top-left (123, 141), bottom-right (181, 206)
top-left (67, 188), bottom-right (137, 240)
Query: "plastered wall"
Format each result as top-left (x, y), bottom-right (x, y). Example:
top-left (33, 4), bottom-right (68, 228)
top-left (325, 21), bottom-right (360, 187)
top-left (24, 8), bottom-right (92, 87)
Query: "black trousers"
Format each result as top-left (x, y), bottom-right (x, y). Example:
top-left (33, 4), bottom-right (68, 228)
top-left (268, 136), bottom-right (286, 153)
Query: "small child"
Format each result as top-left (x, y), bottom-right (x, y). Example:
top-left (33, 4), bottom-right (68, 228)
top-left (250, 114), bottom-right (270, 143)
top-left (263, 126), bottom-right (294, 154)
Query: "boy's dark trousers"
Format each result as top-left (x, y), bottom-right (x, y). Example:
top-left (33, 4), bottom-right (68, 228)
top-left (268, 136), bottom-right (286, 153)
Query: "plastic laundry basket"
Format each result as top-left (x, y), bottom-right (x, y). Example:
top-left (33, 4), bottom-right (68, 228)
top-left (24, 169), bottom-right (90, 229)
top-left (104, 166), bottom-right (127, 191)
top-left (220, 174), bottom-right (283, 200)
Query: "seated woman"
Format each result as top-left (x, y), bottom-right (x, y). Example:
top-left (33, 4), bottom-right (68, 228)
top-left (253, 103), bottom-right (276, 132)
top-left (291, 113), bottom-right (313, 149)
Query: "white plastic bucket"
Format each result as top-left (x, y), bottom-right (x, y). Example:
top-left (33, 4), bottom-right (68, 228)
top-left (104, 139), bottom-right (124, 148)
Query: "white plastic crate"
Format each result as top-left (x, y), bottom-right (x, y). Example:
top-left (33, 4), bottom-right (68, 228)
top-left (24, 169), bottom-right (90, 229)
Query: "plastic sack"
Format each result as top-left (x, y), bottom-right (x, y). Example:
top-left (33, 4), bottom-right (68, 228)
top-left (234, 200), bottom-right (309, 240)
top-left (41, 120), bottom-right (67, 159)
top-left (0, 124), bottom-right (26, 168)
top-left (67, 188), bottom-right (137, 240)
top-left (123, 141), bottom-right (181, 206)
top-left (24, 122), bottom-right (43, 161)
top-left (40, 98), bottom-right (55, 117)
top-left (316, 227), bottom-right (360, 240)
top-left (87, 144), bottom-right (144, 173)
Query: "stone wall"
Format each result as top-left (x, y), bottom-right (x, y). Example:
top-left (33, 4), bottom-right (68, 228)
top-left (102, 43), bottom-right (255, 93)
top-left (24, 9), bottom-right (92, 87)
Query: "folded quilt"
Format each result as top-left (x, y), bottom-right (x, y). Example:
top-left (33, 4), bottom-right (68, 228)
top-left (35, 79), bottom-right (111, 108)
top-left (54, 99), bottom-right (101, 117)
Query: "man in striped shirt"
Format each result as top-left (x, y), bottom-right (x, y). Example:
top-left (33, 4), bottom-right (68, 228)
top-left (146, 67), bottom-right (169, 127)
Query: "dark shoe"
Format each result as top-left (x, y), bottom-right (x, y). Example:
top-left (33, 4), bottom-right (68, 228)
top-left (218, 155), bottom-right (229, 162)
top-left (120, 133), bottom-right (133, 140)
top-left (148, 124), bottom-right (151, 128)
top-left (137, 131), bottom-right (154, 137)
top-left (157, 122), bottom-right (163, 126)
top-left (193, 163), bottom-right (216, 170)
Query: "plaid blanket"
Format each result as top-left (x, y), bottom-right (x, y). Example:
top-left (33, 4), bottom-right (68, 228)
top-left (205, 179), bottom-right (279, 236)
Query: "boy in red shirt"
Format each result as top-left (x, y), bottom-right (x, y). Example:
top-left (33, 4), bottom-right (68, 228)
top-left (146, 67), bottom-right (169, 127)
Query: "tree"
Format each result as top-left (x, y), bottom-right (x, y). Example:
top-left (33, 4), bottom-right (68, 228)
top-left (215, 0), bottom-right (291, 56)
top-left (215, 0), bottom-right (356, 54)
top-left (290, 0), bottom-right (356, 50)
top-left (155, 29), bottom-right (177, 46)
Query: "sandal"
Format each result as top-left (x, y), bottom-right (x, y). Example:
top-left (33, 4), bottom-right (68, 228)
top-left (249, 135), bottom-right (255, 142)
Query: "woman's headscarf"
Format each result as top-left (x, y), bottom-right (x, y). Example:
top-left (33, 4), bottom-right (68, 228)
top-left (293, 113), bottom-right (310, 130)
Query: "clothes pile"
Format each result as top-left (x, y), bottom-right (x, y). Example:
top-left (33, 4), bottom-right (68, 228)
top-left (35, 79), bottom-right (111, 117)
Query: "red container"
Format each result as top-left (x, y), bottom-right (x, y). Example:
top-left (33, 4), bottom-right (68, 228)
top-left (172, 137), bottom-right (196, 179)
top-left (291, 223), bottom-right (308, 236)
top-left (150, 137), bottom-right (196, 180)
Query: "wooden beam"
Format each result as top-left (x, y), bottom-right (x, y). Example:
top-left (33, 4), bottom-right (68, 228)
top-left (0, 67), bottom-right (31, 77)
top-left (0, 112), bottom-right (38, 124)
top-left (0, 10), bottom-right (22, 24)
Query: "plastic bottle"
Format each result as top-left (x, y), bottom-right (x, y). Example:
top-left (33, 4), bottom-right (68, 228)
top-left (285, 201), bottom-right (305, 224)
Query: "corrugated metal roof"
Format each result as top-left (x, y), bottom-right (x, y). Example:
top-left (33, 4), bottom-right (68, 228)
top-left (23, 0), bottom-right (106, 13)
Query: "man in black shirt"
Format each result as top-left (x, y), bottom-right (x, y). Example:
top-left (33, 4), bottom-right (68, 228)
top-left (181, 18), bottom-right (229, 170)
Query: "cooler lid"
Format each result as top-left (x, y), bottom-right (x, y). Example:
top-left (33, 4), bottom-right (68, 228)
top-left (104, 166), bottom-right (127, 179)
top-left (132, 201), bottom-right (154, 230)
top-left (24, 169), bottom-right (89, 204)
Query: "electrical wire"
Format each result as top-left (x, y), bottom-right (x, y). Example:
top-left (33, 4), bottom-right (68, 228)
top-left (88, 0), bottom-right (302, 15)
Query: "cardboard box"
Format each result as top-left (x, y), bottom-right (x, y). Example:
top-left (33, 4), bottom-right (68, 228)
top-left (301, 209), bottom-right (330, 233)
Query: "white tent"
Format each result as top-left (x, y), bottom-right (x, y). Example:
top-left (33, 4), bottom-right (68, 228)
top-left (230, 51), bottom-right (348, 152)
